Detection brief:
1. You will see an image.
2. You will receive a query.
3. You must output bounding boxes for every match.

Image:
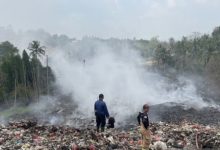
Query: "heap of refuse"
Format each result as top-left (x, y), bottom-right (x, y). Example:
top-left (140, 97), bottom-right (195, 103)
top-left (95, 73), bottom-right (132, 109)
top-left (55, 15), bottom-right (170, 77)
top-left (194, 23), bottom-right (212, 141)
top-left (0, 120), bottom-right (220, 150)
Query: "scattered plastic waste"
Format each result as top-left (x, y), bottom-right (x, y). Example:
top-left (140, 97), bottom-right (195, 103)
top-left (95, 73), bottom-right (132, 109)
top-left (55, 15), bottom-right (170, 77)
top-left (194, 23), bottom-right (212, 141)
top-left (0, 120), bottom-right (220, 149)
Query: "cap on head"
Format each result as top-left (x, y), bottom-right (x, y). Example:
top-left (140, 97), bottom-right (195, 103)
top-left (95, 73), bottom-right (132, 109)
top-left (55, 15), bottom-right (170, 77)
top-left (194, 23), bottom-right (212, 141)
top-left (99, 94), bottom-right (104, 99)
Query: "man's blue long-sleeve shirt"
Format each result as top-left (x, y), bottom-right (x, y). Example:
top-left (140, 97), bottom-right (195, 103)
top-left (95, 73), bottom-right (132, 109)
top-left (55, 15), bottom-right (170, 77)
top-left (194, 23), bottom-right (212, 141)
top-left (94, 100), bottom-right (109, 117)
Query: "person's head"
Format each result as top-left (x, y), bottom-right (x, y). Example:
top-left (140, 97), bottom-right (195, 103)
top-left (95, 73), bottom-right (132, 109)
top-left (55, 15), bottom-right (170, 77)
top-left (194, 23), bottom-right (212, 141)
top-left (143, 104), bottom-right (149, 113)
top-left (99, 94), bottom-right (104, 100)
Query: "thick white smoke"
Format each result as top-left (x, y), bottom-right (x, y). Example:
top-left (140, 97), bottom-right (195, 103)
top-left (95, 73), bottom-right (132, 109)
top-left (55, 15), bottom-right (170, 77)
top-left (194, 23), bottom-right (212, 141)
top-left (0, 28), bottom-right (210, 122)
top-left (49, 39), bottom-right (209, 120)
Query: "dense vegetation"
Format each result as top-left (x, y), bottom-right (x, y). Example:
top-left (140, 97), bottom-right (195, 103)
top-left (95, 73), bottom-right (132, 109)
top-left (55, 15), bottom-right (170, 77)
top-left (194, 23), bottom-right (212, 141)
top-left (132, 26), bottom-right (220, 102)
top-left (0, 41), bottom-right (54, 106)
top-left (152, 26), bottom-right (220, 101)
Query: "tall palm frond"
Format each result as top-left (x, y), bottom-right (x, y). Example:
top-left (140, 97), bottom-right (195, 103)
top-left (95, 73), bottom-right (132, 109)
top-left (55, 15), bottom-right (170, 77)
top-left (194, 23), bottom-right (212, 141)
top-left (28, 41), bottom-right (45, 58)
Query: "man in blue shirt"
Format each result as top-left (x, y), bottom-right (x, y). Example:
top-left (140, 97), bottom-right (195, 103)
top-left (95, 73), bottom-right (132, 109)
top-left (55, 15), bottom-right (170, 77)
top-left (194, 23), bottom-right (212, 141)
top-left (94, 94), bottom-right (109, 132)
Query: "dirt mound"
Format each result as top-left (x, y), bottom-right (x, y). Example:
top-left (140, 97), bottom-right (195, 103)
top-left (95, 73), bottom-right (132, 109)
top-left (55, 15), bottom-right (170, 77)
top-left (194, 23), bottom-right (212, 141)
top-left (150, 102), bottom-right (220, 125)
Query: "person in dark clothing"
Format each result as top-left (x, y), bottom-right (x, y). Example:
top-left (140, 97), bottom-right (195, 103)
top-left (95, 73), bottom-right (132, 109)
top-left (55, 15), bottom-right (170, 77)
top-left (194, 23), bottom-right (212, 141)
top-left (137, 104), bottom-right (151, 150)
top-left (107, 117), bottom-right (115, 128)
top-left (94, 94), bottom-right (109, 132)
top-left (137, 108), bottom-right (149, 129)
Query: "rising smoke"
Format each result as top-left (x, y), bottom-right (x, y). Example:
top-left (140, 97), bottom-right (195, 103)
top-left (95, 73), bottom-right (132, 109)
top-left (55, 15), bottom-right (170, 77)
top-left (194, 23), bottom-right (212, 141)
top-left (0, 28), bottom-right (211, 123)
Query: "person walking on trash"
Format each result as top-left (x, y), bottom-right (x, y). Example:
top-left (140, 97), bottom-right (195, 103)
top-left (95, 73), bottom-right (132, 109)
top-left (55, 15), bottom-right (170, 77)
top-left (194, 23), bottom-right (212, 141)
top-left (137, 104), bottom-right (151, 150)
top-left (94, 94), bottom-right (109, 132)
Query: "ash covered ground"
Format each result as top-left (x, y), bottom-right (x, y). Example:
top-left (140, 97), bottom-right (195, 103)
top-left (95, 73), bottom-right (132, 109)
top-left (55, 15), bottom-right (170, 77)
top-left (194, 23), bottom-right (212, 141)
top-left (149, 102), bottom-right (220, 125)
top-left (1, 103), bottom-right (220, 150)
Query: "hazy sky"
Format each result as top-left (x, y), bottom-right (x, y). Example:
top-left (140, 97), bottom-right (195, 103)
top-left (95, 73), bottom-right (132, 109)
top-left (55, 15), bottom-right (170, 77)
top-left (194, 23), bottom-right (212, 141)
top-left (0, 0), bottom-right (220, 39)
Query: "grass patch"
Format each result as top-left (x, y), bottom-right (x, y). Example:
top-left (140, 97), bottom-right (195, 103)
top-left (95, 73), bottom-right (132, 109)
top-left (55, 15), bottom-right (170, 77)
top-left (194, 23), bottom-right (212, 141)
top-left (0, 106), bottom-right (31, 118)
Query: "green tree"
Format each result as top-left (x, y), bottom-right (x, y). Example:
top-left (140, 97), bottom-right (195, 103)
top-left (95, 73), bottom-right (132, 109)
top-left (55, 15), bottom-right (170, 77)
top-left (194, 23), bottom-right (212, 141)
top-left (28, 41), bottom-right (46, 102)
top-left (1, 54), bottom-right (23, 106)
top-left (28, 41), bottom-right (45, 58)
top-left (0, 41), bottom-right (18, 61)
top-left (154, 44), bottom-right (173, 71)
top-left (22, 50), bottom-right (33, 86)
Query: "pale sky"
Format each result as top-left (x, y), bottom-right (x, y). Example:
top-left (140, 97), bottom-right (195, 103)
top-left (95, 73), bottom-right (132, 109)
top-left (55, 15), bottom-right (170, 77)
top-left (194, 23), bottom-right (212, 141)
top-left (0, 0), bottom-right (220, 40)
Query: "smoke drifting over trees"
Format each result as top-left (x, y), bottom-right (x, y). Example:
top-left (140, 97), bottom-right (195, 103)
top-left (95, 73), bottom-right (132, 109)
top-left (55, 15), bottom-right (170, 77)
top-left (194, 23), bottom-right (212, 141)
top-left (0, 26), bottom-right (220, 121)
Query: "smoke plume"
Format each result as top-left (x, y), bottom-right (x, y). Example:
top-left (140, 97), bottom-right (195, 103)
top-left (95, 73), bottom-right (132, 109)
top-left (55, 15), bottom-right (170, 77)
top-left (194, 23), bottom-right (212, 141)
top-left (49, 38), bottom-right (210, 121)
top-left (0, 28), bottom-right (211, 122)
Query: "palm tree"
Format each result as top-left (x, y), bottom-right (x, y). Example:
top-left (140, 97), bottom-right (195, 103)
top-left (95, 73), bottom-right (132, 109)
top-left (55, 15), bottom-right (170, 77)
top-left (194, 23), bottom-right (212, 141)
top-left (28, 41), bottom-right (46, 102)
top-left (28, 41), bottom-right (45, 58)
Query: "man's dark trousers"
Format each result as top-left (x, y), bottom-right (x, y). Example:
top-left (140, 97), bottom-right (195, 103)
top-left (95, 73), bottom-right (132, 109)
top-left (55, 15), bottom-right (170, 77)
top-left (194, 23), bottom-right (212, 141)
top-left (96, 114), bottom-right (106, 132)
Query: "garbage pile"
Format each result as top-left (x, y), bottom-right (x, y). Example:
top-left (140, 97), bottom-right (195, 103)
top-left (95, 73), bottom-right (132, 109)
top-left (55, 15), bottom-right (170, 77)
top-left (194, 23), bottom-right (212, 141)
top-left (150, 121), bottom-right (220, 149)
top-left (0, 120), bottom-right (220, 150)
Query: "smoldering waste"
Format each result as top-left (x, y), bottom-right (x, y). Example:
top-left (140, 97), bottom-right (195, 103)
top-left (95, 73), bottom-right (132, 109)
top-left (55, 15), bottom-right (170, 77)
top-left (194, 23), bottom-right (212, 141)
top-left (0, 120), bottom-right (220, 150)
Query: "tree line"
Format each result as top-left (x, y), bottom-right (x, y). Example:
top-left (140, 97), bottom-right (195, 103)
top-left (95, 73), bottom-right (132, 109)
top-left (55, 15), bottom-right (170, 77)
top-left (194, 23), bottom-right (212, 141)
top-left (0, 41), bottom-right (54, 106)
top-left (146, 26), bottom-right (220, 101)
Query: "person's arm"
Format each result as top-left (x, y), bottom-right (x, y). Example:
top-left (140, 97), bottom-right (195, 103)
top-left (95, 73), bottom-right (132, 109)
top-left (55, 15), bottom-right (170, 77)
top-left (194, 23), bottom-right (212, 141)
top-left (104, 103), bottom-right (109, 118)
top-left (94, 102), bottom-right (97, 114)
top-left (137, 112), bottom-right (141, 125)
